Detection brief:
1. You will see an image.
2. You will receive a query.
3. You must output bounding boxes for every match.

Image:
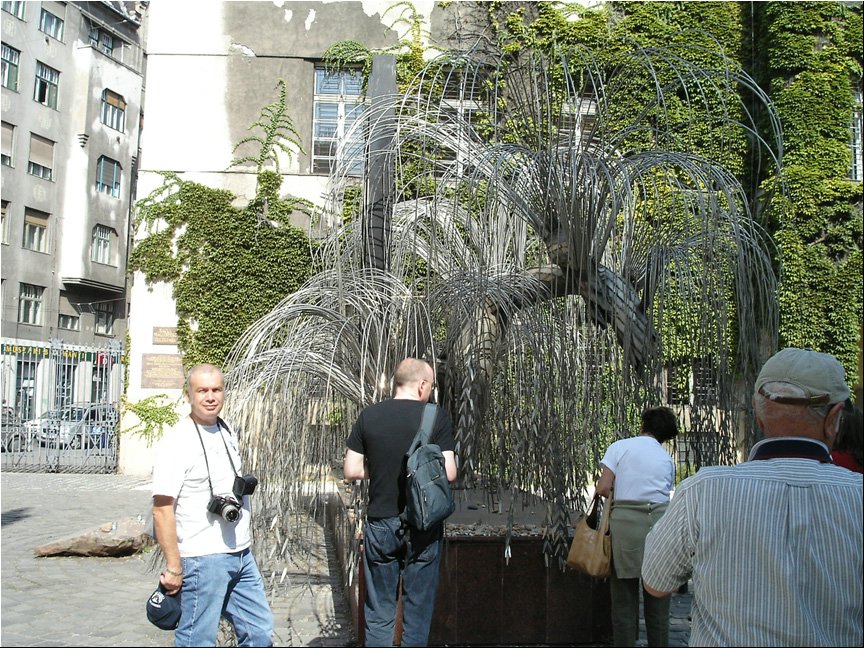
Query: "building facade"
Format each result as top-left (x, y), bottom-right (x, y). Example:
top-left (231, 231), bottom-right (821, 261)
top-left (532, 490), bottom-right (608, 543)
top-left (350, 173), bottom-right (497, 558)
top-left (1, 0), bottom-right (146, 421)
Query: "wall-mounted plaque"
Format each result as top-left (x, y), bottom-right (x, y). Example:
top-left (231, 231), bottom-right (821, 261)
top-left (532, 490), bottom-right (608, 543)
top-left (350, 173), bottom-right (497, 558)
top-left (152, 327), bottom-right (179, 345)
top-left (141, 353), bottom-right (184, 389)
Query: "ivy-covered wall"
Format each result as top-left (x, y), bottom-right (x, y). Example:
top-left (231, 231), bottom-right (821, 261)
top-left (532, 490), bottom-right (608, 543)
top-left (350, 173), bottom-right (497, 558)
top-left (132, 0), bottom-right (862, 380)
top-left (755, 1), bottom-right (862, 373)
top-left (486, 0), bottom-right (862, 380)
top-left (130, 170), bottom-right (313, 367)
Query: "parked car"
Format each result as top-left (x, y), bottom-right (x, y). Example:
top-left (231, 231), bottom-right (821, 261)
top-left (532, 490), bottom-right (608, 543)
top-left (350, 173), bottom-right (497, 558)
top-left (2, 411), bottom-right (30, 453)
top-left (28, 410), bottom-right (63, 446)
top-left (59, 403), bottom-right (119, 449)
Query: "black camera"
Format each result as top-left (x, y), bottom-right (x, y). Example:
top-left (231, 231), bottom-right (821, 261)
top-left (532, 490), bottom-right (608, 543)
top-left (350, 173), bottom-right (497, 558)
top-left (232, 474), bottom-right (258, 501)
top-left (207, 495), bottom-right (242, 523)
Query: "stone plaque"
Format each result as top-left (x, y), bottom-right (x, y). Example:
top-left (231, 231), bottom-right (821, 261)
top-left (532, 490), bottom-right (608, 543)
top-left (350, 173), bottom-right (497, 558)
top-left (152, 327), bottom-right (179, 345)
top-left (141, 353), bottom-right (184, 389)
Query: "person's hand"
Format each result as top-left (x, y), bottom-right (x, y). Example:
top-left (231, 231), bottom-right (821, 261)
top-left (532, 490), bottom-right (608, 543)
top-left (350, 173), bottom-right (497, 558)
top-left (160, 568), bottom-right (183, 595)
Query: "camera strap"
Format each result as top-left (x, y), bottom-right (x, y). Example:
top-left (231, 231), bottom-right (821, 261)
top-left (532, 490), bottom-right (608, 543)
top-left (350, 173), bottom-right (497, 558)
top-left (193, 419), bottom-right (240, 499)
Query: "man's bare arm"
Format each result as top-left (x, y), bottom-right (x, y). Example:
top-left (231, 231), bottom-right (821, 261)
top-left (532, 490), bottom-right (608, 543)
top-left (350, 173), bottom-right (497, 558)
top-left (343, 448), bottom-right (368, 480)
top-left (152, 495), bottom-right (183, 595)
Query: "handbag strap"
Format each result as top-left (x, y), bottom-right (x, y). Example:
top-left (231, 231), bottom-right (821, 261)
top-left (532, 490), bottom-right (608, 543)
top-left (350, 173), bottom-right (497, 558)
top-left (598, 492), bottom-right (611, 534)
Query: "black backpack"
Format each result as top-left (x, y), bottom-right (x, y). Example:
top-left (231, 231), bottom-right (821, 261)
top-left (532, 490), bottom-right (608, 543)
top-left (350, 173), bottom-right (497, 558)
top-left (401, 404), bottom-right (455, 531)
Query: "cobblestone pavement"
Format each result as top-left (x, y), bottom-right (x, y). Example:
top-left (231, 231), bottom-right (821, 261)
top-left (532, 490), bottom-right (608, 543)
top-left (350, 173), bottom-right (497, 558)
top-left (1, 471), bottom-right (691, 646)
top-left (0, 472), bottom-right (355, 647)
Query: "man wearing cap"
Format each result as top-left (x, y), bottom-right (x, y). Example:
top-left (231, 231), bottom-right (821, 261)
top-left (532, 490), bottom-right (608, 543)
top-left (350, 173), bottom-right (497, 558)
top-left (152, 363), bottom-right (273, 646)
top-left (641, 347), bottom-right (863, 646)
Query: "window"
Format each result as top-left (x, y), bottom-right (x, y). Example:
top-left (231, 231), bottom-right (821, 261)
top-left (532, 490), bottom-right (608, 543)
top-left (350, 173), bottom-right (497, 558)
top-left (39, 9), bottom-right (64, 41)
top-left (34, 62), bottom-right (60, 109)
top-left (58, 314), bottom-right (80, 331)
top-left (312, 66), bottom-right (365, 176)
top-left (1, 43), bottom-right (20, 91)
top-left (91, 225), bottom-right (114, 264)
top-left (94, 301), bottom-right (114, 335)
top-left (434, 67), bottom-right (490, 177)
top-left (1, 121), bottom-right (13, 166)
top-left (96, 156), bottom-right (122, 197)
top-left (852, 87), bottom-right (863, 182)
top-left (22, 208), bottom-right (49, 253)
top-left (88, 28), bottom-right (113, 56)
top-left (101, 89), bottom-right (126, 132)
top-left (1, 1), bottom-right (24, 19)
top-left (665, 362), bottom-right (691, 405)
top-left (18, 283), bottom-right (44, 326)
top-left (692, 357), bottom-right (717, 405)
top-left (28, 134), bottom-right (54, 180)
top-left (1, 200), bottom-right (8, 245)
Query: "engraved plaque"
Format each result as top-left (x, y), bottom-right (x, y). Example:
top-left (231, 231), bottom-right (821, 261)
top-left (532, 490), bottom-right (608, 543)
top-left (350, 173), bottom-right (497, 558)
top-left (152, 327), bottom-right (179, 345)
top-left (141, 353), bottom-right (185, 389)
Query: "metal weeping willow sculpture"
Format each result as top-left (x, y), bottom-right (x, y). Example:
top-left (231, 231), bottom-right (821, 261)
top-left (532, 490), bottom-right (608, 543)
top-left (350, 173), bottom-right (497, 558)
top-left (223, 41), bottom-right (782, 578)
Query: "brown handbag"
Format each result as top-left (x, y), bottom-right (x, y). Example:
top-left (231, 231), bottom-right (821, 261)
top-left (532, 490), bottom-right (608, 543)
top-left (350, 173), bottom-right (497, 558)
top-left (566, 492), bottom-right (612, 578)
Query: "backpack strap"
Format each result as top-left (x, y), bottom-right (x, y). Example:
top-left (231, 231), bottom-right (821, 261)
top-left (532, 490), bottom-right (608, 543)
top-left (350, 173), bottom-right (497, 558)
top-left (408, 403), bottom-right (438, 453)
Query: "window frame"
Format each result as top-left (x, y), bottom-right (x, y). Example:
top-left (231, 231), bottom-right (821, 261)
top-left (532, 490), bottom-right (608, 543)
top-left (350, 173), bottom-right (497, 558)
top-left (1, 43), bottom-right (20, 92)
top-left (17, 283), bottom-right (44, 326)
top-left (39, 8), bottom-right (65, 42)
top-left (22, 208), bottom-right (49, 253)
top-left (1, 1), bottom-right (24, 19)
top-left (1, 200), bottom-right (9, 245)
top-left (312, 65), bottom-right (365, 177)
top-left (95, 156), bottom-right (122, 198)
top-left (27, 133), bottom-right (54, 181)
top-left (93, 301), bottom-right (115, 336)
top-left (34, 61), bottom-right (60, 109)
top-left (851, 87), bottom-right (863, 182)
top-left (89, 28), bottom-right (114, 57)
top-left (91, 224), bottom-right (114, 265)
top-left (101, 89), bottom-right (126, 132)
top-left (1, 121), bottom-right (14, 167)
top-left (58, 314), bottom-right (80, 331)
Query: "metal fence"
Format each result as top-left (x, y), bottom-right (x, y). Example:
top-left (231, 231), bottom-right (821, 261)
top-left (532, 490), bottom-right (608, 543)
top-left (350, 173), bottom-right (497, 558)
top-left (1, 338), bottom-right (123, 473)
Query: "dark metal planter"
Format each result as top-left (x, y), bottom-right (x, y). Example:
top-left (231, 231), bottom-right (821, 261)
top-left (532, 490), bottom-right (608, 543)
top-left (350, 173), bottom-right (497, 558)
top-left (329, 486), bottom-right (612, 646)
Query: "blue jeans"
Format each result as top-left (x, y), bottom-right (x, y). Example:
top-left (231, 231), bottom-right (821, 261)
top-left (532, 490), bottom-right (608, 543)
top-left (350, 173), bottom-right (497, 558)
top-left (175, 548), bottom-right (273, 647)
top-left (363, 517), bottom-right (443, 647)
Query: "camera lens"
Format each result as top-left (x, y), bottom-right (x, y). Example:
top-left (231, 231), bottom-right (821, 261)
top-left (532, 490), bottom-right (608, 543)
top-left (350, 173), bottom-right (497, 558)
top-left (224, 507), bottom-right (240, 523)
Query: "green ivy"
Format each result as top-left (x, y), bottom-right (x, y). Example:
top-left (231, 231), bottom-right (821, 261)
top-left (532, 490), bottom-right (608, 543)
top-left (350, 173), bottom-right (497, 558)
top-left (756, 1), bottom-right (862, 374)
top-left (121, 394), bottom-right (180, 446)
top-left (130, 83), bottom-right (315, 368)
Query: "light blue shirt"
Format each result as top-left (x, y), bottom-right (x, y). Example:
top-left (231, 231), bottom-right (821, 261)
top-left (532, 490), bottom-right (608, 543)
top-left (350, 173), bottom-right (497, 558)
top-left (642, 450), bottom-right (863, 646)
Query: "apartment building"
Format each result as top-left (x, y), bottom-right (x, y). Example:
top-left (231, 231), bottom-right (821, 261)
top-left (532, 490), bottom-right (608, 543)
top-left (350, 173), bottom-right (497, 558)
top-left (1, 1), bottom-right (146, 419)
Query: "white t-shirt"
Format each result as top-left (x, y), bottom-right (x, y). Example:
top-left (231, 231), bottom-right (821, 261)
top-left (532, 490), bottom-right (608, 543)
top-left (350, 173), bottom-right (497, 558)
top-left (151, 415), bottom-right (252, 557)
top-left (600, 435), bottom-right (674, 502)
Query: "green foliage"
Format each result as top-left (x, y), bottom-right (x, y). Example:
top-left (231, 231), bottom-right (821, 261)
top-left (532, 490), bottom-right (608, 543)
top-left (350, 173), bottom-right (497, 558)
top-left (324, 1), bottom-right (431, 95)
top-left (757, 1), bottom-right (863, 374)
top-left (486, 1), bottom-right (861, 378)
top-left (121, 394), bottom-right (180, 446)
top-left (230, 80), bottom-right (304, 174)
top-left (131, 89), bottom-right (314, 368)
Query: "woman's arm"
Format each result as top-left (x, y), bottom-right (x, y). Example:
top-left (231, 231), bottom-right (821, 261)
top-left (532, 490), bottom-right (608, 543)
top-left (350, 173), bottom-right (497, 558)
top-left (595, 465), bottom-right (615, 498)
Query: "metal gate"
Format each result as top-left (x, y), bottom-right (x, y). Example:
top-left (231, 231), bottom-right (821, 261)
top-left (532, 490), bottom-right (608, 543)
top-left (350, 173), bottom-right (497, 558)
top-left (1, 338), bottom-right (123, 473)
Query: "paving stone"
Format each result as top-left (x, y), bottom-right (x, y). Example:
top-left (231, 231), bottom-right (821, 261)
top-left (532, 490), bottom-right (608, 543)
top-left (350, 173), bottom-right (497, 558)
top-left (1, 471), bottom-right (691, 646)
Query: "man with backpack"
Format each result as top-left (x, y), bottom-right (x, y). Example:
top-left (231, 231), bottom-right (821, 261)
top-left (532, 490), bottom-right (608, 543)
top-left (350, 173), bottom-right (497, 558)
top-left (343, 358), bottom-right (458, 647)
